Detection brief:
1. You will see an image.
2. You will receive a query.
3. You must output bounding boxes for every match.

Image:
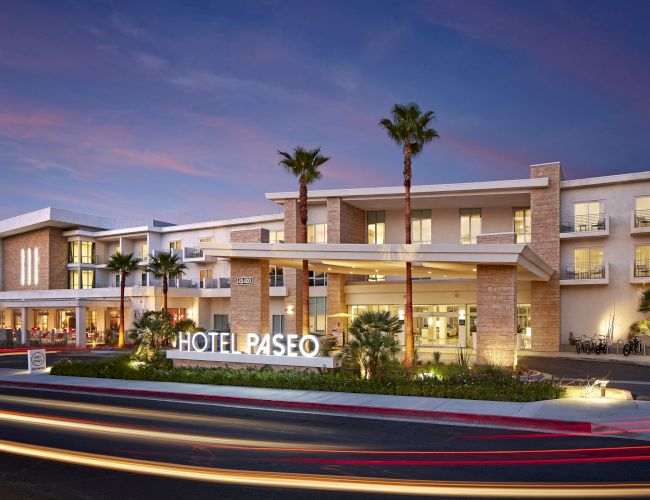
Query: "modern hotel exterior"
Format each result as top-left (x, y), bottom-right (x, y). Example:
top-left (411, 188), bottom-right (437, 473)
top-left (2, 162), bottom-right (650, 366)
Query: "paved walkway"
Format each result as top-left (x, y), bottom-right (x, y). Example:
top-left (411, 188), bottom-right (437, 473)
top-left (525, 350), bottom-right (650, 365)
top-left (0, 367), bottom-right (649, 440)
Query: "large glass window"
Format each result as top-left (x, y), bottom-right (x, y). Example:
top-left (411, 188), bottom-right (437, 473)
top-left (81, 241), bottom-right (95, 264)
top-left (269, 230), bottom-right (284, 243)
top-left (269, 265), bottom-right (284, 286)
top-left (68, 269), bottom-right (80, 290)
top-left (635, 245), bottom-right (650, 277)
top-left (635, 197), bottom-right (650, 227)
top-left (272, 315), bottom-right (285, 334)
top-left (572, 247), bottom-right (604, 278)
top-left (167, 308), bottom-right (186, 326)
top-left (411, 210), bottom-right (431, 244)
top-left (35, 310), bottom-right (48, 331)
top-left (367, 211), bottom-right (386, 244)
top-left (513, 208), bottom-right (531, 243)
top-left (307, 224), bottom-right (327, 243)
top-left (68, 241), bottom-right (80, 263)
top-left (106, 308), bottom-right (120, 332)
top-left (81, 269), bottom-right (94, 289)
top-left (309, 297), bottom-right (327, 332)
top-left (308, 270), bottom-right (327, 286)
top-left (460, 209), bottom-right (481, 244)
top-left (517, 304), bottom-right (532, 350)
top-left (214, 314), bottom-right (229, 331)
top-left (199, 269), bottom-right (213, 288)
top-left (573, 201), bottom-right (603, 232)
top-left (86, 310), bottom-right (97, 332)
top-left (169, 240), bottom-right (182, 250)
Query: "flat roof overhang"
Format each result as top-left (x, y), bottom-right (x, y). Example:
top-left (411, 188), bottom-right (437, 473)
top-left (201, 243), bottom-right (554, 281)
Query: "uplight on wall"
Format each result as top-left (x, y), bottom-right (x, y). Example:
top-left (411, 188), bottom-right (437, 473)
top-left (525, 327), bottom-right (532, 337)
top-left (286, 304), bottom-right (295, 316)
top-left (398, 309), bottom-right (404, 320)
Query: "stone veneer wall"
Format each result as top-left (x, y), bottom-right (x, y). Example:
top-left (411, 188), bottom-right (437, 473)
top-left (230, 228), bottom-right (269, 243)
top-left (2, 227), bottom-right (67, 291)
top-left (326, 198), bottom-right (366, 332)
top-left (530, 163), bottom-right (562, 351)
top-left (172, 358), bottom-right (321, 372)
top-left (229, 258), bottom-right (270, 351)
top-left (283, 199), bottom-right (303, 334)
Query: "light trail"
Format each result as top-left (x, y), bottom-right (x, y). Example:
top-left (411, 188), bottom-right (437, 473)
top-left (0, 439), bottom-right (649, 497)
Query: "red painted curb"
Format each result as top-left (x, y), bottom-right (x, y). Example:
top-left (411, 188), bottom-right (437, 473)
top-left (0, 379), bottom-right (592, 434)
top-left (0, 346), bottom-right (133, 354)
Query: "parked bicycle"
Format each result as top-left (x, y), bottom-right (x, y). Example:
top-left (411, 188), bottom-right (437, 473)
top-left (575, 335), bottom-right (608, 355)
top-left (623, 336), bottom-right (642, 356)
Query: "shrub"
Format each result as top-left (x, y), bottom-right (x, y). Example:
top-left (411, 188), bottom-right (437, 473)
top-left (50, 356), bottom-right (565, 402)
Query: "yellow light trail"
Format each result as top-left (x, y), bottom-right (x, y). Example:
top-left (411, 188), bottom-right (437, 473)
top-left (0, 439), bottom-right (648, 497)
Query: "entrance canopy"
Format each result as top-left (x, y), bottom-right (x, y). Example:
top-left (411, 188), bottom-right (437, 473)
top-left (201, 243), bottom-right (554, 281)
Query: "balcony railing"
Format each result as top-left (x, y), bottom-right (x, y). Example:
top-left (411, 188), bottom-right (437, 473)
top-left (634, 209), bottom-right (650, 228)
top-left (561, 265), bottom-right (606, 280)
top-left (633, 260), bottom-right (650, 278)
top-left (560, 214), bottom-right (606, 233)
top-left (184, 247), bottom-right (203, 259)
top-left (269, 275), bottom-right (284, 287)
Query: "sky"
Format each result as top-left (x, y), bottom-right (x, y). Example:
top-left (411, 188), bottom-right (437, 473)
top-left (2, 0), bottom-right (650, 224)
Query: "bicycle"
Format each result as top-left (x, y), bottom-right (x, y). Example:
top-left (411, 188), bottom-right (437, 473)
top-left (623, 336), bottom-right (642, 356)
top-left (575, 335), bottom-right (592, 354)
top-left (593, 335), bottom-right (608, 355)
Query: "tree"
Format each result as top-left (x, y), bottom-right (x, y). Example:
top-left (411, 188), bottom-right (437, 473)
top-left (106, 251), bottom-right (140, 348)
top-left (341, 310), bottom-right (401, 380)
top-left (146, 250), bottom-right (188, 313)
top-left (278, 146), bottom-right (330, 334)
top-left (379, 103), bottom-right (439, 367)
top-left (129, 310), bottom-right (174, 362)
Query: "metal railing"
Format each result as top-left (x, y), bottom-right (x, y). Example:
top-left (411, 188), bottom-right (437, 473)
top-left (561, 265), bottom-right (606, 280)
top-left (269, 275), bottom-right (284, 287)
top-left (634, 209), bottom-right (650, 228)
top-left (560, 213), bottom-right (606, 233)
top-left (184, 247), bottom-right (203, 259)
top-left (634, 260), bottom-right (650, 277)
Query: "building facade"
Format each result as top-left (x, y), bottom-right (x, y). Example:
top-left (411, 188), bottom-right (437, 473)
top-left (1, 163), bottom-right (650, 366)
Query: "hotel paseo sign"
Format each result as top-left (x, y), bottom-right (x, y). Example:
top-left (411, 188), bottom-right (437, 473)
top-left (166, 331), bottom-right (339, 369)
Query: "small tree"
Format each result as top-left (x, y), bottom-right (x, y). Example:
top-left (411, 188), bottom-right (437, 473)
top-left (106, 251), bottom-right (140, 348)
top-left (341, 310), bottom-right (401, 380)
top-left (129, 310), bottom-right (174, 362)
top-left (147, 250), bottom-right (188, 312)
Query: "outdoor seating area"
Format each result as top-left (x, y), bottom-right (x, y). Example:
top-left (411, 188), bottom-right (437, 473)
top-left (560, 214), bottom-right (606, 233)
top-left (563, 265), bottom-right (606, 280)
top-left (0, 328), bottom-right (114, 347)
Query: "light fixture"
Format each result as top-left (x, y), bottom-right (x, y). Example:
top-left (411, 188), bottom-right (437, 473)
top-left (398, 309), bottom-right (405, 320)
top-left (435, 320), bottom-right (441, 329)
top-left (286, 304), bottom-right (294, 315)
top-left (525, 327), bottom-right (532, 337)
top-left (472, 268), bottom-right (477, 272)
top-left (459, 309), bottom-right (466, 321)
top-left (443, 274), bottom-right (447, 278)
top-left (375, 269), bottom-right (379, 273)
top-left (428, 271), bottom-right (431, 274)
top-left (327, 267), bottom-right (331, 271)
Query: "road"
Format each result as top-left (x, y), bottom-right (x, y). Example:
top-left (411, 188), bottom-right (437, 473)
top-left (519, 356), bottom-right (650, 400)
top-left (0, 384), bottom-right (649, 499)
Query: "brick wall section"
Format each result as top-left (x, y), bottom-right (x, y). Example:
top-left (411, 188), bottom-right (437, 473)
top-left (230, 228), bottom-right (269, 243)
top-left (326, 273), bottom-right (346, 334)
top-left (229, 258), bottom-right (270, 350)
top-left (173, 359), bottom-right (321, 372)
top-left (476, 233), bottom-right (517, 244)
top-left (282, 199), bottom-right (303, 333)
top-left (2, 227), bottom-right (67, 291)
top-left (476, 265), bottom-right (518, 367)
top-left (530, 163), bottom-right (562, 351)
top-left (326, 198), bottom-right (365, 244)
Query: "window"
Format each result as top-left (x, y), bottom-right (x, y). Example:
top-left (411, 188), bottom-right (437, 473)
top-left (106, 308), bottom-right (120, 332)
top-left (574, 201), bottom-right (603, 231)
top-left (167, 308), bottom-right (186, 325)
top-left (35, 310), bottom-right (48, 331)
top-left (68, 241), bottom-right (80, 263)
top-left (140, 243), bottom-right (149, 260)
top-left (411, 210), bottom-right (431, 244)
top-left (0, 311), bottom-right (6, 329)
top-left (68, 269), bottom-right (80, 290)
top-left (635, 245), bottom-right (650, 277)
top-left (272, 315), bottom-right (285, 334)
top-left (517, 304), bottom-right (532, 349)
top-left (367, 211), bottom-right (386, 244)
top-left (199, 269), bottom-right (213, 288)
top-left (572, 247), bottom-right (604, 278)
top-left (214, 314), bottom-right (229, 331)
top-left (635, 197), bottom-right (650, 227)
top-left (309, 297), bottom-right (327, 332)
top-left (169, 240), bottom-right (182, 250)
top-left (513, 208), bottom-right (531, 243)
top-left (307, 224), bottom-right (327, 243)
top-left (460, 209), bottom-right (481, 244)
top-left (86, 310), bottom-right (97, 332)
top-left (81, 241), bottom-right (95, 264)
top-left (81, 269), bottom-right (94, 289)
top-left (269, 265), bottom-right (284, 287)
top-left (140, 272), bottom-right (148, 286)
top-left (309, 270), bottom-right (327, 286)
top-left (269, 230), bottom-right (284, 243)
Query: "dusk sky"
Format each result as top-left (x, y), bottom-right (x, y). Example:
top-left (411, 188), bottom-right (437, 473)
top-left (2, 0), bottom-right (650, 224)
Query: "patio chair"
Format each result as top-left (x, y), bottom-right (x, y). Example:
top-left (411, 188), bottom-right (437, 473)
top-left (636, 214), bottom-right (650, 227)
top-left (637, 264), bottom-right (649, 277)
top-left (594, 265), bottom-right (605, 279)
top-left (565, 267), bottom-right (576, 279)
top-left (592, 217), bottom-right (606, 231)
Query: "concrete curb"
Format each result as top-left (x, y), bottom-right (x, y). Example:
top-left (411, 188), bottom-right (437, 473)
top-left (0, 379), bottom-right (593, 434)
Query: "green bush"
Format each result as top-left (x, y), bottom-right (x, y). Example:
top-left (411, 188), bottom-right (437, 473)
top-left (50, 355), bottom-right (565, 402)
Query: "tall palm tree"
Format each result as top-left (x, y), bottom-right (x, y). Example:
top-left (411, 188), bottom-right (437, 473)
top-left (146, 250), bottom-right (188, 313)
top-left (379, 103), bottom-right (439, 367)
top-left (107, 251), bottom-right (140, 348)
top-left (278, 146), bottom-right (330, 334)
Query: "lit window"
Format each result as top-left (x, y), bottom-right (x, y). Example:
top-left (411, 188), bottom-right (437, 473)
top-left (411, 210), bottom-right (432, 244)
top-left (308, 270), bottom-right (327, 286)
top-left (68, 241), bottom-right (80, 263)
top-left (81, 241), bottom-right (95, 264)
top-left (367, 211), bottom-right (386, 244)
top-left (460, 209), bottom-right (481, 244)
top-left (309, 297), bottom-right (327, 332)
top-left (513, 208), bottom-right (531, 243)
top-left (68, 269), bottom-right (80, 290)
top-left (34, 248), bottom-right (39, 285)
top-left (27, 248), bottom-right (32, 285)
top-left (81, 269), bottom-right (94, 289)
top-left (573, 201), bottom-right (603, 232)
top-left (307, 224), bottom-right (327, 243)
top-left (20, 248), bottom-right (25, 286)
top-left (169, 240), bottom-right (182, 250)
top-left (269, 230), bottom-right (284, 243)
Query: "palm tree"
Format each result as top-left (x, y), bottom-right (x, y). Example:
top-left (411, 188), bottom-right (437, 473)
top-left (379, 103), bottom-right (439, 367)
top-left (278, 146), bottom-right (330, 334)
top-left (146, 250), bottom-right (188, 313)
top-left (107, 251), bottom-right (140, 348)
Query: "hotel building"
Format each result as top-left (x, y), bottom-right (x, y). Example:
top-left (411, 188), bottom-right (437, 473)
top-left (2, 162), bottom-right (650, 366)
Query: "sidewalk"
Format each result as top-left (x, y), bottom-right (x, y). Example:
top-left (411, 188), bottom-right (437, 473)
top-left (1, 367), bottom-right (649, 439)
top-left (524, 350), bottom-right (650, 366)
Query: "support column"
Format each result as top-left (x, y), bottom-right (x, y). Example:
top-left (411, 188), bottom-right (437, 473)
top-left (75, 305), bottom-right (86, 348)
top-left (283, 199), bottom-right (303, 335)
top-left (476, 265), bottom-right (518, 368)
top-left (326, 273), bottom-right (346, 335)
top-left (530, 162), bottom-right (562, 351)
top-left (230, 258), bottom-right (270, 351)
top-left (20, 307), bottom-right (28, 345)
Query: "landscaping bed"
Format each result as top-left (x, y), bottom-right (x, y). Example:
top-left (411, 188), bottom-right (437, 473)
top-left (50, 356), bottom-right (565, 402)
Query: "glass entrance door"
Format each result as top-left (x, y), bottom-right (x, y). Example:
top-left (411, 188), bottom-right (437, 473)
top-left (414, 312), bottom-right (459, 346)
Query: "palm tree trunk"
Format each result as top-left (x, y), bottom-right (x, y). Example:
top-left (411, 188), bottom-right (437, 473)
top-left (118, 273), bottom-right (125, 348)
top-left (163, 275), bottom-right (168, 313)
top-left (403, 143), bottom-right (414, 368)
top-left (299, 181), bottom-right (310, 335)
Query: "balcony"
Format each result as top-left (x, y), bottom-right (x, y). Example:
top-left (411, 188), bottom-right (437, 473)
top-left (560, 263), bottom-right (609, 285)
top-left (630, 260), bottom-right (650, 284)
top-left (200, 277), bottom-right (231, 289)
top-left (183, 246), bottom-right (218, 262)
top-left (150, 278), bottom-right (197, 288)
top-left (631, 209), bottom-right (650, 234)
top-left (269, 275), bottom-right (284, 287)
top-left (560, 214), bottom-right (608, 239)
